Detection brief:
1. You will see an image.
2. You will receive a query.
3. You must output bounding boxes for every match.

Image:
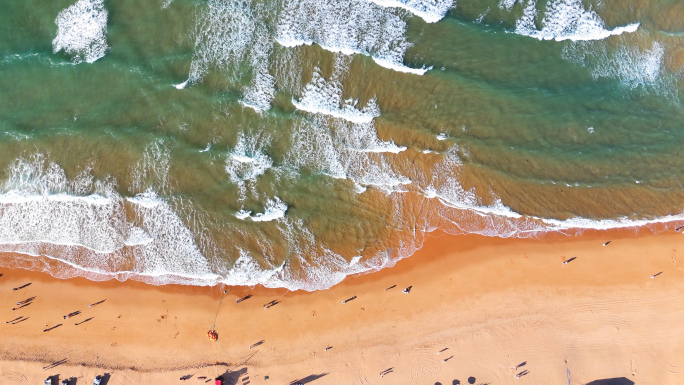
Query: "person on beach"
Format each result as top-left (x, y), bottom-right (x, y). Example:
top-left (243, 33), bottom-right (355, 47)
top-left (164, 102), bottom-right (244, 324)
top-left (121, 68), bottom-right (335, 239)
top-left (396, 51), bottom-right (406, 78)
top-left (342, 296), bottom-right (356, 304)
top-left (402, 286), bottom-right (412, 294)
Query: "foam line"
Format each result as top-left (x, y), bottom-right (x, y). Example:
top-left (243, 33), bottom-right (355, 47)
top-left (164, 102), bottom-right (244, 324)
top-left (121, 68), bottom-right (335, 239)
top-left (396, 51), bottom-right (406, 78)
top-left (275, 0), bottom-right (431, 76)
top-left (366, 0), bottom-right (454, 23)
top-left (52, 0), bottom-right (109, 63)
top-left (513, 0), bottom-right (639, 42)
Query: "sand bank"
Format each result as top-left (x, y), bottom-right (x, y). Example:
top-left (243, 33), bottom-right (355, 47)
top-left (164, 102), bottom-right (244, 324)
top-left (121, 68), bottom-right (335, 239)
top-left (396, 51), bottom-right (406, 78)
top-left (0, 228), bottom-right (683, 385)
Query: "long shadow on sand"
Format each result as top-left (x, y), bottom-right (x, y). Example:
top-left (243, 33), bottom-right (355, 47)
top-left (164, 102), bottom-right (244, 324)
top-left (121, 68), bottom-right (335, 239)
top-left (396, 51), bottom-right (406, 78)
top-left (98, 372), bottom-right (112, 385)
top-left (219, 367), bottom-right (248, 385)
top-left (290, 373), bottom-right (328, 384)
top-left (585, 378), bottom-right (634, 385)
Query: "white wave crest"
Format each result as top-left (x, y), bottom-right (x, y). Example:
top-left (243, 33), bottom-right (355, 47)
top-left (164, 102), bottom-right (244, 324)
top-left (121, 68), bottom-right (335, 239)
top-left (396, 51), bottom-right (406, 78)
top-left (286, 114), bottom-right (410, 194)
top-left (130, 139), bottom-right (172, 193)
top-left (184, 0), bottom-right (275, 110)
top-left (225, 132), bottom-right (273, 184)
top-left (52, 0), bottom-right (109, 63)
top-left (425, 145), bottom-right (521, 218)
top-left (499, 0), bottom-right (516, 11)
top-left (235, 198), bottom-right (287, 222)
top-left (367, 0), bottom-right (454, 23)
top-left (562, 39), bottom-right (673, 95)
top-left (0, 156), bottom-right (214, 284)
top-left (513, 0), bottom-right (639, 41)
top-left (276, 0), bottom-right (428, 75)
top-left (293, 58), bottom-right (381, 123)
top-left (241, 71), bottom-right (276, 112)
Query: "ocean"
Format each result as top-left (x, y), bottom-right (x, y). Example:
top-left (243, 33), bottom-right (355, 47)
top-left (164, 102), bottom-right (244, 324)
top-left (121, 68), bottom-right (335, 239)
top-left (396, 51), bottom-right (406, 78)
top-left (0, 0), bottom-right (682, 290)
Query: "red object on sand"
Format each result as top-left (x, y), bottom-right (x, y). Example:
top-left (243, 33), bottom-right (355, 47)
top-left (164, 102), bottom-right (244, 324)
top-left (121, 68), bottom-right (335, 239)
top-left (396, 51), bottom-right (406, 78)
top-left (214, 379), bottom-right (223, 385)
top-left (207, 330), bottom-right (218, 341)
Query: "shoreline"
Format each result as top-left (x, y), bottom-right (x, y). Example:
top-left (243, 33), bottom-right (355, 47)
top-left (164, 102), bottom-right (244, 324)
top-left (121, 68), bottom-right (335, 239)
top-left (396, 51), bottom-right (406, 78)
top-left (0, 218), bottom-right (679, 292)
top-left (0, 227), bottom-right (683, 384)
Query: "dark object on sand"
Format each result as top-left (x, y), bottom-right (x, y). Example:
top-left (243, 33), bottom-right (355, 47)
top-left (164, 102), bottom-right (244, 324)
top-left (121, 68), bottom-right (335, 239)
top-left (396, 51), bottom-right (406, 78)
top-left (63, 311), bottom-right (81, 319)
top-left (12, 302), bottom-right (33, 311)
top-left (603, 241), bottom-right (611, 246)
top-left (263, 299), bottom-right (280, 309)
top-left (236, 294), bottom-right (252, 303)
top-left (89, 299), bottom-right (106, 308)
top-left (562, 257), bottom-right (577, 266)
top-left (12, 283), bottom-right (31, 291)
top-left (75, 317), bottom-right (94, 326)
top-left (43, 324), bottom-right (63, 332)
top-left (584, 378), bottom-right (634, 385)
top-left (92, 375), bottom-right (102, 385)
top-left (342, 296), bottom-right (357, 304)
top-left (16, 296), bottom-right (36, 306)
top-left (402, 286), bottom-right (412, 294)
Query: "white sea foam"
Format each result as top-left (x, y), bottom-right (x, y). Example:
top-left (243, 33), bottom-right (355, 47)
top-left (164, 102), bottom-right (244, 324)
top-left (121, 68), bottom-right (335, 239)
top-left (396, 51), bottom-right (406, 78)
top-left (286, 106), bottom-right (411, 194)
top-left (540, 213), bottom-right (684, 231)
top-left (425, 145), bottom-right (521, 219)
top-left (130, 139), bottom-right (171, 193)
top-left (562, 39), bottom-right (674, 96)
top-left (0, 155), bottom-right (215, 285)
top-left (238, 197), bottom-right (287, 222)
top-left (293, 58), bottom-right (381, 123)
top-left (225, 132), bottom-right (273, 184)
top-left (292, 56), bottom-right (404, 153)
top-left (276, 0), bottom-right (428, 75)
top-left (52, 0), bottom-right (109, 63)
top-left (234, 210), bottom-right (252, 220)
top-left (513, 0), bottom-right (639, 41)
top-left (499, 0), bottom-right (516, 11)
top-left (254, 216), bottom-right (378, 291)
top-left (287, 118), bottom-right (347, 179)
top-left (241, 71), bottom-right (276, 112)
top-left (124, 226), bottom-right (154, 247)
top-left (367, 0), bottom-right (453, 23)
top-left (371, 56), bottom-right (433, 75)
top-left (220, 248), bottom-right (283, 287)
top-left (184, 0), bottom-right (275, 110)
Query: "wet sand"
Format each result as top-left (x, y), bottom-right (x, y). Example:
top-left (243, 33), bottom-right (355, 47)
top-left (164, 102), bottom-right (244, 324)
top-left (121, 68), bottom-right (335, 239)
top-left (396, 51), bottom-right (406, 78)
top-left (0, 228), bottom-right (683, 384)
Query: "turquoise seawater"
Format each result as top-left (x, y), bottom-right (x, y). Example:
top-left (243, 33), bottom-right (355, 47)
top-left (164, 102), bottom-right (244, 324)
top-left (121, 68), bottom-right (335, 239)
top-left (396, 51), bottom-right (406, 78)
top-left (0, 0), bottom-right (683, 290)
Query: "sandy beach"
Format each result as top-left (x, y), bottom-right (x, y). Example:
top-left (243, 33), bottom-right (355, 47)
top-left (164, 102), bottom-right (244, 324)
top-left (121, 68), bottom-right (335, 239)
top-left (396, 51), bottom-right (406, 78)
top-left (0, 227), bottom-right (683, 385)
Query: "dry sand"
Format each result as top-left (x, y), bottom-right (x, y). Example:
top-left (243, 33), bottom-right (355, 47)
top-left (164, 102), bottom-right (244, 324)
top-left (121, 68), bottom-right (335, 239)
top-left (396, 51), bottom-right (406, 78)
top-left (0, 228), bottom-right (683, 385)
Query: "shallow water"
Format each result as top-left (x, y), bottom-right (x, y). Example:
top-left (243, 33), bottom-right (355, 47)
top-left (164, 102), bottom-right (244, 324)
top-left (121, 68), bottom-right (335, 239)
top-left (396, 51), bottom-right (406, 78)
top-left (1, 0), bottom-right (683, 290)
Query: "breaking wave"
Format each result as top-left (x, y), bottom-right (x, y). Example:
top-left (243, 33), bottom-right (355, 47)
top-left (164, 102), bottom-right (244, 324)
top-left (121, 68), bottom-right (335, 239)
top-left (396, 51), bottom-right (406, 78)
top-left (293, 57), bottom-right (381, 123)
top-left (52, 0), bottom-right (109, 63)
top-left (508, 0), bottom-right (639, 41)
top-left (367, 0), bottom-right (454, 24)
top-left (562, 37), bottom-right (678, 98)
top-left (276, 0), bottom-right (430, 75)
